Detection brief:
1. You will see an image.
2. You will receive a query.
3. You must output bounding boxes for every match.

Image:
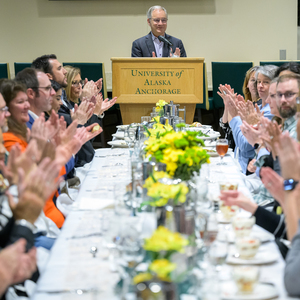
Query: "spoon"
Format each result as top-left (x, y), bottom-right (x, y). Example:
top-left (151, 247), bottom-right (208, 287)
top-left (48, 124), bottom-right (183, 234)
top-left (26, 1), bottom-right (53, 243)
top-left (90, 246), bottom-right (98, 258)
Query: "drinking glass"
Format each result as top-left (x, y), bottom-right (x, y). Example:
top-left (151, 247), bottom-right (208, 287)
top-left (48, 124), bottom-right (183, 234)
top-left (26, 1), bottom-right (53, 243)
top-left (113, 181), bottom-right (132, 217)
top-left (216, 139), bottom-right (229, 165)
top-left (124, 129), bottom-right (136, 156)
top-left (141, 116), bottom-right (151, 123)
top-left (208, 231), bottom-right (228, 272)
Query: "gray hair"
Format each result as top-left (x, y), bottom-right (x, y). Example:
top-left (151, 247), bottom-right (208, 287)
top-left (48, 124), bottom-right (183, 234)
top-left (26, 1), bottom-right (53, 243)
top-left (271, 77), bottom-right (279, 85)
top-left (255, 65), bottom-right (279, 81)
top-left (147, 6), bottom-right (168, 19)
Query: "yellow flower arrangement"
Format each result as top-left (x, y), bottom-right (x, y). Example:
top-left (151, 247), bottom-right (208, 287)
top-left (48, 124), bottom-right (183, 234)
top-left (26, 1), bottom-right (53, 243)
top-left (144, 226), bottom-right (189, 253)
top-left (144, 130), bottom-right (210, 180)
top-left (155, 99), bottom-right (169, 112)
top-left (133, 226), bottom-right (188, 285)
top-left (143, 171), bottom-right (189, 207)
top-left (149, 259), bottom-right (176, 281)
top-left (133, 272), bottom-right (153, 284)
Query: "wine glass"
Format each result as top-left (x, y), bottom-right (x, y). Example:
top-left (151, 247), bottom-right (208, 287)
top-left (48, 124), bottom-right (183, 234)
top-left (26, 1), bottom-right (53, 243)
top-left (216, 139), bottom-right (228, 165)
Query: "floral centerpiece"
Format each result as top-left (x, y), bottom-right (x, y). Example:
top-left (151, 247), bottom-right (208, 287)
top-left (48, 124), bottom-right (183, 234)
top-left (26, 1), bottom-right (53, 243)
top-left (133, 226), bottom-right (189, 284)
top-left (155, 99), bottom-right (169, 115)
top-left (144, 130), bottom-right (210, 181)
top-left (143, 171), bottom-right (189, 207)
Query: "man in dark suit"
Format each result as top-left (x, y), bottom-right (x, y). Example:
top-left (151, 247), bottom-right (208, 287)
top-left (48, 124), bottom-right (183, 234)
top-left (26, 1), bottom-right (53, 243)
top-left (131, 6), bottom-right (186, 58)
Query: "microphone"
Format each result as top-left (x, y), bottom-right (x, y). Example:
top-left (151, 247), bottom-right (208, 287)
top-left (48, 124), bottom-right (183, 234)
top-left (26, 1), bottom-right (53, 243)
top-left (158, 35), bottom-right (173, 47)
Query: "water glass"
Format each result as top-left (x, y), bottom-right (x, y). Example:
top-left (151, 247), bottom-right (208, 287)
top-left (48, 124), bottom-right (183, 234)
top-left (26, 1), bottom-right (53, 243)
top-left (208, 231), bottom-right (228, 272)
top-left (113, 181), bottom-right (132, 216)
top-left (141, 116), bottom-right (151, 123)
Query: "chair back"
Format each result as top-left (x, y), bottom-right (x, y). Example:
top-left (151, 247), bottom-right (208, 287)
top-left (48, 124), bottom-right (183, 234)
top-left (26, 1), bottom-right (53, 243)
top-left (14, 63), bottom-right (32, 76)
top-left (62, 62), bottom-right (107, 99)
top-left (0, 63), bottom-right (10, 79)
top-left (211, 61), bottom-right (254, 109)
top-left (260, 60), bottom-right (300, 67)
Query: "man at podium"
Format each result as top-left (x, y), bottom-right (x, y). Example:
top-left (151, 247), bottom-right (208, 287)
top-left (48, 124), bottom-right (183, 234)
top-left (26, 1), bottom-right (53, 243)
top-left (131, 6), bottom-right (187, 58)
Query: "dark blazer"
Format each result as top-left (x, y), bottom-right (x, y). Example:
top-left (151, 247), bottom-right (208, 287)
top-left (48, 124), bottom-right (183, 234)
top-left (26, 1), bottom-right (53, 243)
top-left (131, 32), bottom-right (187, 58)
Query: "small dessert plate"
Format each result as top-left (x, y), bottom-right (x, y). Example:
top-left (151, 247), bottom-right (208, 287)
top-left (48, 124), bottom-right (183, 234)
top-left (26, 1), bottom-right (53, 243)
top-left (226, 251), bottom-right (278, 265)
top-left (221, 280), bottom-right (278, 300)
top-left (107, 140), bottom-right (128, 148)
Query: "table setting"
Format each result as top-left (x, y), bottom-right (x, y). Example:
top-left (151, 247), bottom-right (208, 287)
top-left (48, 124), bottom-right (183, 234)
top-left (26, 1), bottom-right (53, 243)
top-left (32, 100), bottom-right (293, 300)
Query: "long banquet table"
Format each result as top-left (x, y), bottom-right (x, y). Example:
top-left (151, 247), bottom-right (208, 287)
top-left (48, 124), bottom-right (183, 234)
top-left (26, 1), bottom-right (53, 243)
top-left (32, 147), bottom-right (295, 300)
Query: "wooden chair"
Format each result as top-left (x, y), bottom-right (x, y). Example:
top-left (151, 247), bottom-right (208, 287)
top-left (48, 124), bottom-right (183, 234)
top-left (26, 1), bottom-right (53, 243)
top-left (0, 63), bottom-right (10, 79)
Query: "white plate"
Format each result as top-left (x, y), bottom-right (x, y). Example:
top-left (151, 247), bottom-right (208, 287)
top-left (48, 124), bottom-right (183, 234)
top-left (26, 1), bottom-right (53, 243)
top-left (116, 124), bottom-right (139, 130)
top-left (217, 214), bottom-right (232, 224)
top-left (116, 125), bottom-right (129, 130)
top-left (107, 140), bottom-right (128, 148)
top-left (204, 141), bottom-right (217, 147)
top-left (218, 230), bottom-right (275, 244)
top-left (221, 281), bottom-right (278, 300)
top-left (226, 250), bottom-right (278, 265)
top-left (203, 148), bottom-right (219, 157)
top-left (112, 132), bottom-right (125, 139)
top-left (198, 132), bottom-right (221, 140)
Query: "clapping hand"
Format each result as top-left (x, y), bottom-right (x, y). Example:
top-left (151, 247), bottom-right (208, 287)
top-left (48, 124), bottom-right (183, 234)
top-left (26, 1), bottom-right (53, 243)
top-left (8, 157), bottom-right (62, 224)
top-left (240, 121), bottom-right (261, 146)
top-left (275, 131), bottom-right (300, 180)
top-left (260, 167), bottom-right (285, 208)
top-left (260, 117), bottom-right (282, 158)
top-left (0, 239), bottom-right (36, 295)
top-left (71, 100), bottom-right (95, 125)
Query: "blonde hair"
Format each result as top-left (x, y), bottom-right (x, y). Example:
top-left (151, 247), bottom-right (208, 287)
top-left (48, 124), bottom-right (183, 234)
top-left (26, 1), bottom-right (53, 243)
top-left (64, 65), bottom-right (81, 103)
top-left (242, 66), bottom-right (259, 102)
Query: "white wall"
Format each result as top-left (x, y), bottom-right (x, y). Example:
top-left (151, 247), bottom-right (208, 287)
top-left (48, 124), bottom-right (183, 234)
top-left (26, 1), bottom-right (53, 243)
top-left (0, 0), bottom-right (297, 89)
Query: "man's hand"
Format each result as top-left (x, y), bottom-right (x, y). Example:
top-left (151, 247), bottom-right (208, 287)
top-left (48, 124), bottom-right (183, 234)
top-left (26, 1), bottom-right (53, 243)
top-left (276, 131), bottom-right (300, 180)
top-left (152, 51), bottom-right (156, 58)
top-left (170, 47), bottom-right (180, 57)
top-left (0, 239), bottom-right (37, 295)
top-left (8, 157), bottom-right (62, 224)
top-left (260, 117), bottom-right (281, 158)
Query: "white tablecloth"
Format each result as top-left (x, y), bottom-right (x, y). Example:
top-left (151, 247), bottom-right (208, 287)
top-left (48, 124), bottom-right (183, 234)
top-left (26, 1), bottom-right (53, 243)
top-left (32, 148), bottom-right (293, 300)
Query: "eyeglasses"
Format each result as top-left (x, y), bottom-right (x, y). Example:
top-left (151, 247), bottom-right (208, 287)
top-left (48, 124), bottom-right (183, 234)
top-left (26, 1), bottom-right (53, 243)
top-left (276, 92), bottom-right (298, 100)
top-left (151, 18), bottom-right (168, 24)
top-left (0, 106), bottom-right (8, 113)
top-left (72, 80), bottom-right (84, 87)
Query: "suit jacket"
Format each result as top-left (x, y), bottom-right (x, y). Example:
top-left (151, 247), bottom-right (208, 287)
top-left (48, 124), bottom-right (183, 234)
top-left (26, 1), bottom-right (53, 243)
top-left (131, 32), bottom-right (187, 57)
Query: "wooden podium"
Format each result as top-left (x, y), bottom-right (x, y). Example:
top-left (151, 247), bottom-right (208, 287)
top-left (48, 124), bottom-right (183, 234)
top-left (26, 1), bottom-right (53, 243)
top-left (111, 58), bottom-right (204, 124)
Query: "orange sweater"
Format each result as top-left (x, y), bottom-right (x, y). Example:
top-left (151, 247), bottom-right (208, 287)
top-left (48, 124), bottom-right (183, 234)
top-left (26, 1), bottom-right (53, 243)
top-left (3, 132), bottom-right (28, 152)
top-left (3, 131), bottom-right (66, 228)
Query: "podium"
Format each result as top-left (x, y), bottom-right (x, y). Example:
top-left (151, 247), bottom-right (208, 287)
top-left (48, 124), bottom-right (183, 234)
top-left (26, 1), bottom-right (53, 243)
top-left (111, 58), bottom-right (204, 124)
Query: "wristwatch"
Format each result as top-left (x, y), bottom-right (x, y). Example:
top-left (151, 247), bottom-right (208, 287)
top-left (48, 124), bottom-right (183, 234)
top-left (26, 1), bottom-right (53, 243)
top-left (283, 179), bottom-right (299, 191)
top-left (15, 219), bottom-right (35, 232)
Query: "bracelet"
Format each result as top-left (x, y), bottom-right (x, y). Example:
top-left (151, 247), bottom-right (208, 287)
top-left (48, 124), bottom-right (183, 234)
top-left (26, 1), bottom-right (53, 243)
top-left (97, 112), bottom-right (105, 119)
top-left (15, 219), bottom-right (35, 232)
